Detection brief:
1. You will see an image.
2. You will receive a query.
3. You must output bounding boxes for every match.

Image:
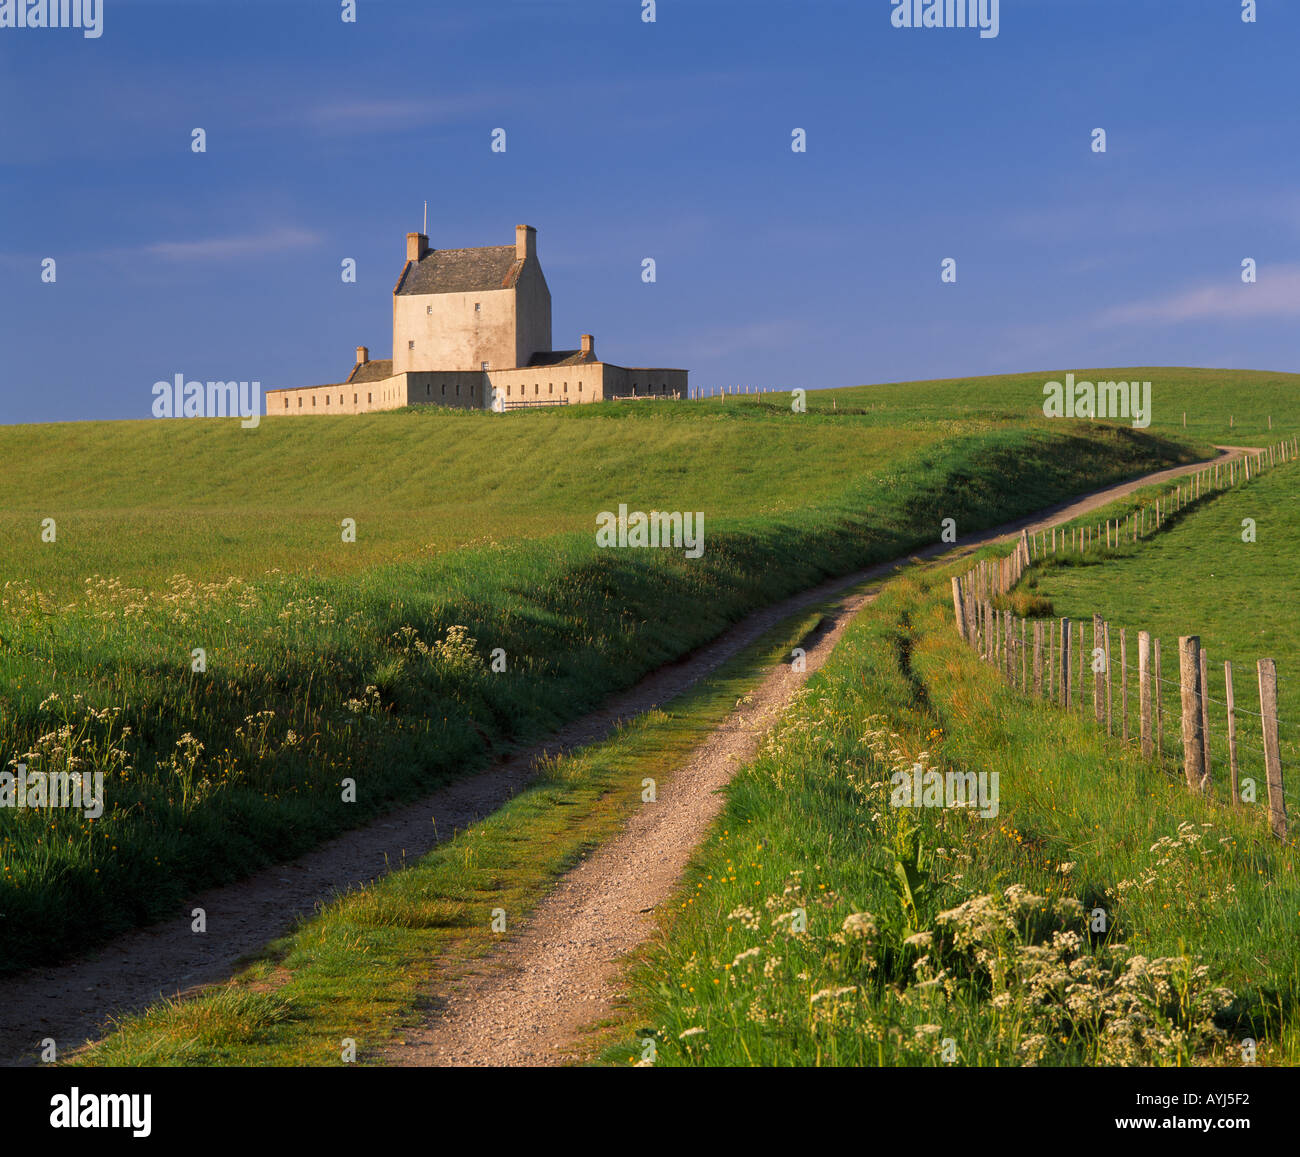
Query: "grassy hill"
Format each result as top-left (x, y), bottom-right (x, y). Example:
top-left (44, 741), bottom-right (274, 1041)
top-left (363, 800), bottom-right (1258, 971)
top-left (795, 366), bottom-right (1300, 441)
top-left (613, 463), bottom-right (1300, 1066)
top-left (9, 366), bottom-right (1284, 588)
top-left (0, 406), bottom-right (935, 589)
top-left (0, 375), bottom-right (1240, 972)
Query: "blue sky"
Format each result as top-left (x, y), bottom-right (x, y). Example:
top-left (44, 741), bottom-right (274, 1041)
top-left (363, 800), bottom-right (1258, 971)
top-left (1, 0), bottom-right (1297, 423)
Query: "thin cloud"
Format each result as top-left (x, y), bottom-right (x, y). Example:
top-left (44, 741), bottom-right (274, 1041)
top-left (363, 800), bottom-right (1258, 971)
top-left (996, 266), bottom-right (1300, 362)
top-left (1096, 266), bottom-right (1300, 325)
top-left (143, 227), bottom-right (322, 261)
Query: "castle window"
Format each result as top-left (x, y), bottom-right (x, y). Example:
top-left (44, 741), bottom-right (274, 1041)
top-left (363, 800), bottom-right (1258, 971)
top-left (578, 381), bottom-right (583, 392)
top-left (340, 395), bottom-right (344, 404)
top-left (353, 394), bottom-right (357, 404)
top-left (298, 397), bottom-right (302, 407)
top-left (534, 383), bottom-right (538, 395)
top-left (507, 385), bottom-right (511, 397)
top-left (548, 383), bottom-right (553, 394)
top-left (426, 305), bottom-right (432, 315)
top-left (283, 397), bottom-right (288, 408)
top-left (368, 392), bottom-right (372, 403)
top-left (325, 395), bottom-right (330, 405)
top-left (313, 396), bottom-right (317, 406)
top-left (564, 382), bottom-right (568, 393)
top-left (474, 302), bottom-right (480, 312)
top-left (456, 384), bottom-right (460, 396)
top-left (408, 341), bottom-right (415, 350)
top-left (442, 384), bottom-right (446, 396)
top-left (427, 384), bottom-right (431, 395)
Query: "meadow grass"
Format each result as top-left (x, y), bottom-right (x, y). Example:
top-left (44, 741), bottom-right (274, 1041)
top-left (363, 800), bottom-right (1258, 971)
top-left (603, 474), bottom-right (1300, 1067)
top-left (783, 366), bottom-right (1299, 443)
top-left (0, 407), bottom-right (1191, 973)
top-left (0, 404), bottom-right (940, 589)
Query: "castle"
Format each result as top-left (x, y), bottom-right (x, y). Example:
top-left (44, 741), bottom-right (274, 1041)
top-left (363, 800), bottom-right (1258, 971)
top-left (267, 224), bottom-right (688, 415)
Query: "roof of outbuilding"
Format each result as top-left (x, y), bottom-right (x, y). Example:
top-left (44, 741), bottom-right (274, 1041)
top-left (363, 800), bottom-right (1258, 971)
top-left (526, 349), bottom-right (599, 367)
top-left (395, 246), bottom-right (524, 296)
top-left (346, 359), bottom-right (394, 384)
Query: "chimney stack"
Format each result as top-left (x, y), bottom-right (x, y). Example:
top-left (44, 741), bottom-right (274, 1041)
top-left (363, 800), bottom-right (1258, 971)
top-left (580, 334), bottom-right (595, 358)
top-left (406, 232), bottom-right (429, 263)
top-left (516, 224), bottom-right (536, 261)
top-left (355, 345), bottom-right (369, 366)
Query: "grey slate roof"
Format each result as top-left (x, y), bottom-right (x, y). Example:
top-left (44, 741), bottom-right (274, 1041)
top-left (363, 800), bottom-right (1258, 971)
top-left (526, 349), bottom-right (598, 367)
top-left (346, 359), bottom-right (394, 384)
top-left (395, 246), bottom-right (524, 296)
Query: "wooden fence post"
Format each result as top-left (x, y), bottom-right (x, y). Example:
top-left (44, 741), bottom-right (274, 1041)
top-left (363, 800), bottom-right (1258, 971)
top-left (1104, 621), bottom-right (1113, 735)
top-left (1199, 646), bottom-right (1213, 786)
top-left (1120, 628), bottom-right (1129, 742)
top-left (1225, 660), bottom-right (1239, 808)
top-left (1047, 618), bottom-right (1054, 698)
top-left (1021, 618), bottom-right (1027, 691)
top-left (1154, 638), bottom-right (1163, 759)
top-left (1078, 621), bottom-right (1085, 711)
top-left (1093, 614), bottom-right (1104, 723)
top-left (1179, 636), bottom-right (1207, 792)
top-left (1060, 618), bottom-right (1071, 708)
top-left (1257, 659), bottom-right (1288, 840)
top-left (1034, 621), bottom-right (1043, 698)
top-left (951, 577), bottom-right (967, 641)
top-left (1139, 631), bottom-right (1152, 758)
top-left (1005, 612), bottom-right (1014, 683)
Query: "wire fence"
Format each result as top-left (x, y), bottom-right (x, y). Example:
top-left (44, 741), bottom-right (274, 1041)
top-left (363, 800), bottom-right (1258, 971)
top-left (949, 439), bottom-right (1299, 842)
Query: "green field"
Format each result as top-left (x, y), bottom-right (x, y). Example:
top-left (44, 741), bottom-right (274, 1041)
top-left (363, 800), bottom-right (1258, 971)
top-left (63, 450), bottom-right (1300, 1068)
top-left (0, 406), bottom-right (939, 589)
top-left (798, 366), bottom-right (1300, 442)
top-left (610, 529), bottom-right (1300, 1066)
top-left (0, 370), bottom-right (1287, 978)
top-left (1027, 459), bottom-right (1300, 795)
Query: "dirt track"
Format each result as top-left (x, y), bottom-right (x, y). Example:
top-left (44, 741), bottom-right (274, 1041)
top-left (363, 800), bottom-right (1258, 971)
top-left (387, 587), bottom-right (872, 1066)
top-left (0, 448), bottom-right (1246, 1067)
